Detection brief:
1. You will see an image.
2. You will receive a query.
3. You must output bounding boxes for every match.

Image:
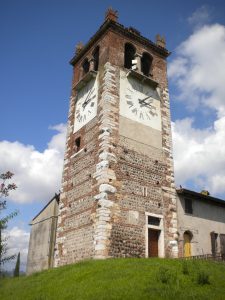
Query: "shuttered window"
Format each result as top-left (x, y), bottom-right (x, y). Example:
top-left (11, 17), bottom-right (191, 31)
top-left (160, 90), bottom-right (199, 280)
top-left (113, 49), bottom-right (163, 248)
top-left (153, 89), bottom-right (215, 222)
top-left (184, 198), bottom-right (193, 214)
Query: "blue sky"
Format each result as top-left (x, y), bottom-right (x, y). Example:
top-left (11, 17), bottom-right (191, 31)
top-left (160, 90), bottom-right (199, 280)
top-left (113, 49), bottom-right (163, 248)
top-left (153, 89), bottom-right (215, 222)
top-left (1, 0), bottom-right (225, 270)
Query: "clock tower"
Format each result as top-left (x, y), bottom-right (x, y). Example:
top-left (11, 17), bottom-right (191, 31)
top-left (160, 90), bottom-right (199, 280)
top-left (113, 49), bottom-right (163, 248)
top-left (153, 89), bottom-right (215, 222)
top-left (55, 9), bottom-right (178, 266)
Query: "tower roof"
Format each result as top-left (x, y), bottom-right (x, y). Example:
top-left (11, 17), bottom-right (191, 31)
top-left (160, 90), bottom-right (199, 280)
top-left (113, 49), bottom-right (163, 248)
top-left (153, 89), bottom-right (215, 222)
top-left (70, 10), bottom-right (170, 66)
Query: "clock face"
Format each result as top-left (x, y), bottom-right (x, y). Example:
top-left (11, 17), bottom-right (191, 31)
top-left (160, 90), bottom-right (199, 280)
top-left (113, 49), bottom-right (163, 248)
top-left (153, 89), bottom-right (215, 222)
top-left (120, 72), bottom-right (161, 131)
top-left (74, 77), bottom-right (98, 133)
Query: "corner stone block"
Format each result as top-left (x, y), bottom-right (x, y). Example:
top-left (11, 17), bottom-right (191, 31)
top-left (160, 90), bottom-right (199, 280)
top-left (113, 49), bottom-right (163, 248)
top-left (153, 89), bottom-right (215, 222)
top-left (99, 151), bottom-right (117, 162)
top-left (98, 199), bottom-right (114, 208)
top-left (99, 183), bottom-right (117, 194)
top-left (94, 192), bottom-right (108, 201)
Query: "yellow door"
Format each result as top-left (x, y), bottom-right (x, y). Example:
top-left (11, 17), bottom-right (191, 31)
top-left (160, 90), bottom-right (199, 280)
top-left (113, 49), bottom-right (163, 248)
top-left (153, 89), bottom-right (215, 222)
top-left (184, 232), bottom-right (191, 257)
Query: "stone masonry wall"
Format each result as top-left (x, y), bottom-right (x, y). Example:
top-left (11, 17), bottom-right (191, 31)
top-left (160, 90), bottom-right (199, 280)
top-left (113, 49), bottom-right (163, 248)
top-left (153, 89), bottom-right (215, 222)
top-left (55, 24), bottom-right (178, 266)
top-left (106, 30), bottom-right (178, 258)
top-left (54, 114), bottom-right (98, 266)
top-left (109, 138), bottom-right (164, 258)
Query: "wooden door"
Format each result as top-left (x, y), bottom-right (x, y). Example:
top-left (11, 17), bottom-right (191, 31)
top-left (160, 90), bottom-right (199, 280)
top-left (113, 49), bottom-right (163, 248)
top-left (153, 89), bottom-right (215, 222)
top-left (184, 232), bottom-right (191, 257)
top-left (148, 229), bottom-right (159, 257)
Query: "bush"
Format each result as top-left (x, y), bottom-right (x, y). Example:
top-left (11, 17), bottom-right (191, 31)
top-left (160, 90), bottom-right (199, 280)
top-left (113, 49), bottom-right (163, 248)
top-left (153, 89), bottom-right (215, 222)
top-left (197, 270), bottom-right (210, 285)
top-left (157, 266), bottom-right (176, 284)
top-left (182, 260), bottom-right (189, 275)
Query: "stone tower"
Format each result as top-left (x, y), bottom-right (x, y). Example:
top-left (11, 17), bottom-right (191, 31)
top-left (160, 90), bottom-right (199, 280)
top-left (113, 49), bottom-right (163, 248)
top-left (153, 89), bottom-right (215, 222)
top-left (54, 9), bottom-right (178, 267)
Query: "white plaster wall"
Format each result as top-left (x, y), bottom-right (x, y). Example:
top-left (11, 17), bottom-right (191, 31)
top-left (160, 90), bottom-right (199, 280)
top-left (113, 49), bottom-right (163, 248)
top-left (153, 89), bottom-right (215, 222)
top-left (119, 116), bottom-right (162, 149)
top-left (26, 199), bottom-right (58, 274)
top-left (177, 195), bottom-right (225, 256)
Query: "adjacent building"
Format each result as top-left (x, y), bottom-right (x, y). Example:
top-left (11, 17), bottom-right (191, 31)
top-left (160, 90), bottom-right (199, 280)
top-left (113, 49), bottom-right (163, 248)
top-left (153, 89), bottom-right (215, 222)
top-left (177, 189), bottom-right (225, 258)
top-left (26, 194), bottom-right (59, 275)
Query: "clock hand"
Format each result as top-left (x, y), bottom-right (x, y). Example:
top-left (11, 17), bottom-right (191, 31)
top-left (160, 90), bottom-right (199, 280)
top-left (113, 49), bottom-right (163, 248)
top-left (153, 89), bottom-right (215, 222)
top-left (84, 93), bottom-right (95, 107)
top-left (82, 89), bottom-right (93, 109)
top-left (138, 95), bottom-right (154, 104)
top-left (138, 95), bottom-right (155, 108)
top-left (138, 100), bottom-right (155, 111)
top-left (138, 100), bottom-right (151, 108)
top-left (83, 97), bottom-right (92, 109)
top-left (142, 95), bottom-right (153, 101)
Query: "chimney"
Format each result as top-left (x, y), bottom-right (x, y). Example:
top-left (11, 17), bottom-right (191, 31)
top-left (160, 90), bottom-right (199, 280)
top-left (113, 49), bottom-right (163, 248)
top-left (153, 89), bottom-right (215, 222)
top-left (105, 7), bottom-right (118, 22)
top-left (75, 42), bottom-right (84, 55)
top-left (201, 190), bottom-right (210, 196)
top-left (155, 34), bottom-right (166, 48)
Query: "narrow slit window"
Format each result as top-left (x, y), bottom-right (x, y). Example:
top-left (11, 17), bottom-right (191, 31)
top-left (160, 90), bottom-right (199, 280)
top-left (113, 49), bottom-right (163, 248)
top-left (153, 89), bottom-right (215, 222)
top-left (124, 43), bottom-right (136, 69)
top-left (82, 58), bottom-right (90, 75)
top-left (143, 186), bottom-right (148, 197)
top-left (75, 137), bottom-right (81, 152)
top-left (92, 46), bottom-right (99, 71)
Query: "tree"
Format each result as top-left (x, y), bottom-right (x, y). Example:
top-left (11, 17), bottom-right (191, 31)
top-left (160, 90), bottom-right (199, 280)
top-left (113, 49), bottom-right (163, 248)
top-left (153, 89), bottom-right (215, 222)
top-left (13, 252), bottom-right (20, 277)
top-left (0, 171), bottom-right (18, 276)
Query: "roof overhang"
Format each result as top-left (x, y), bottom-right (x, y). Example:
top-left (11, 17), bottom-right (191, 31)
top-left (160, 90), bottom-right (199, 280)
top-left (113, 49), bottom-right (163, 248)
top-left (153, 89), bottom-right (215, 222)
top-left (176, 188), bottom-right (225, 206)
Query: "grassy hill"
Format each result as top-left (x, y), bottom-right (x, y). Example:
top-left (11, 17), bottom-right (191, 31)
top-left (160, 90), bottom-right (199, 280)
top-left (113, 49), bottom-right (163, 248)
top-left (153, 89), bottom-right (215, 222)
top-left (1, 258), bottom-right (225, 300)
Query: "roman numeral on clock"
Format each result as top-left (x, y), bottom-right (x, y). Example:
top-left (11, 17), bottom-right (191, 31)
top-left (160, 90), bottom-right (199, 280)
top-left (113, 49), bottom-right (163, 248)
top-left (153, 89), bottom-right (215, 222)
top-left (127, 100), bottom-right (133, 108)
top-left (146, 112), bottom-right (151, 120)
top-left (132, 108), bottom-right (137, 115)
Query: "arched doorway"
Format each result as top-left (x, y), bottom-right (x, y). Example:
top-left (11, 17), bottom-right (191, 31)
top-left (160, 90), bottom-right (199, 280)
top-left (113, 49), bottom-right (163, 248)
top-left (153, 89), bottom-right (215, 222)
top-left (183, 231), bottom-right (192, 257)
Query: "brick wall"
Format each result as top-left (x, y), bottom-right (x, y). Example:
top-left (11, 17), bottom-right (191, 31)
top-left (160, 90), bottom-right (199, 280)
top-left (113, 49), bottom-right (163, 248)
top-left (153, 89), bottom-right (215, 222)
top-left (54, 22), bottom-right (178, 266)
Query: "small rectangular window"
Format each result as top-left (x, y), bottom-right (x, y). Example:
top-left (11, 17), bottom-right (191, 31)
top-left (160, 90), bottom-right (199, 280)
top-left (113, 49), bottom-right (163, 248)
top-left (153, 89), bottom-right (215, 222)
top-left (184, 198), bottom-right (193, 214)
top-left (148, 216), bottom-right (160, 226)
top-left (75, 137), bottom-right (81, 152)
top-left (143, 186), bottom-right (148, 197)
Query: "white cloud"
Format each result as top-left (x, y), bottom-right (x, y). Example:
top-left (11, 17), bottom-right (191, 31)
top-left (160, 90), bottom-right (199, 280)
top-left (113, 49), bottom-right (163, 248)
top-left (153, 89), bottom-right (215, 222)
top-left (0, 124), bottom-right (67, 203)
top-left (3, 226), bottom-right (30, 272)
top-left (168, 24), bottom-right (225, 116)
top-left (172, 117), bottom-right (225, 195)
top-left (169, 23), bottom-right (225, 197)
top-left (188, 5), bottom-right (211, 29)
top-left (48, 123), bottom-right (67, 154)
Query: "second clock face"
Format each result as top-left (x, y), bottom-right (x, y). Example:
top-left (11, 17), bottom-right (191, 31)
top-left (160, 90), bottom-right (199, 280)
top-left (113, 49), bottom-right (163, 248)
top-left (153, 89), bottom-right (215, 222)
top-left (120, 72), bottom-right (161, 131)
top-left (74, 76), bottom-right (98, 133)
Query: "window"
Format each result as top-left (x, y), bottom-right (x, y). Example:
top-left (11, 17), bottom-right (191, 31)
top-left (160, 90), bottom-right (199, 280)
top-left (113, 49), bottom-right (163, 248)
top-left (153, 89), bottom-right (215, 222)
top-left (124, 43), bottom-right (136, 69)
top-left (75, 137), bottom-right (81, 152)
top-left (184, 198), bottom-right (193, 214)
top-left (141, 52), bottom-right (152, 76)
top-left (210, 231), bottom-right (218, 256)
top-left (148, 216), bottom-right (160, 226)
top-left (82, 58), bottom-right (90, 74)
top-left (143, 186), bottom-right (148, 197)
top-left (92, 46), bottom-right (99, 71)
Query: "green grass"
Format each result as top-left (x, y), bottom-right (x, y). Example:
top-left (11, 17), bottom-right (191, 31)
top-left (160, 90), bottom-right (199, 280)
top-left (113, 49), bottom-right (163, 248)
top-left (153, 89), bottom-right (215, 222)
top-left (1, 258), bottom-right (225, 300)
